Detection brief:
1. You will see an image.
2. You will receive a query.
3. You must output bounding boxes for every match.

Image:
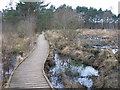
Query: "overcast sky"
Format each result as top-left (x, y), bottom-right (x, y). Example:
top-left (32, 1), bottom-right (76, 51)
top-left (0, 0), bottom-right (119, 15)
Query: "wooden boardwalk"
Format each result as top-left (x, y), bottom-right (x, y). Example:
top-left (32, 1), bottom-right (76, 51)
top-left (8, 33), bottom-right (52, 88)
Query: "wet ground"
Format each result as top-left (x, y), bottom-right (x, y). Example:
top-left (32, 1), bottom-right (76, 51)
top-left (48, 29), bottom-right (118, 89)
top-left (50, 53), bottom-right (99, 89)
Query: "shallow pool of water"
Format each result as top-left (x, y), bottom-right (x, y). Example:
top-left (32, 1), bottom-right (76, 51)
top-left (49, 53), bottom-right (99, 88)
top-left (93, 45), bottom-right (118, 54)
top-left (0, 63), bottom-right (2, 78)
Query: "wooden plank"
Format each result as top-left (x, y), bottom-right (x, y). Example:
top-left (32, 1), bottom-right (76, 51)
top-left (8, 34), bottom-right (51, 89)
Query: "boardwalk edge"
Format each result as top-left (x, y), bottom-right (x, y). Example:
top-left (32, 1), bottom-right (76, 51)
top-left (4, 37), bottom-right (38, 88)
top-left (42, 40), bottom-right (54, 89)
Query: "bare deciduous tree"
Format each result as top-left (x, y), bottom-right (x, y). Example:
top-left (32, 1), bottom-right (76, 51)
top-left (52, 6), bottom-right (83, 29)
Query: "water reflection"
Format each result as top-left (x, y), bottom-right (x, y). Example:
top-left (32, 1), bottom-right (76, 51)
top-left (50, 53), bottom-right (99, 88)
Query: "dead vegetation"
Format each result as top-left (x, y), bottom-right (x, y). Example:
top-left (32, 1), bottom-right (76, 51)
top-left (2, 16), bottom-right (37, 86)
top-left (44, 29), bottom-right (119, 88)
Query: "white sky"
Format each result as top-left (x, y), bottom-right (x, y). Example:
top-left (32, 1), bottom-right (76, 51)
top-left (0, 0), bottom-right (119, 15)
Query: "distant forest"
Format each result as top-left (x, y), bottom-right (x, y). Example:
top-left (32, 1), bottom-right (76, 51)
top-left (2, 1), bottom-right (120, 32)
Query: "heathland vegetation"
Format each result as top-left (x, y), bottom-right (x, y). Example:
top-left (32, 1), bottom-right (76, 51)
top-left (1, 1), bottom-right (120, 89)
